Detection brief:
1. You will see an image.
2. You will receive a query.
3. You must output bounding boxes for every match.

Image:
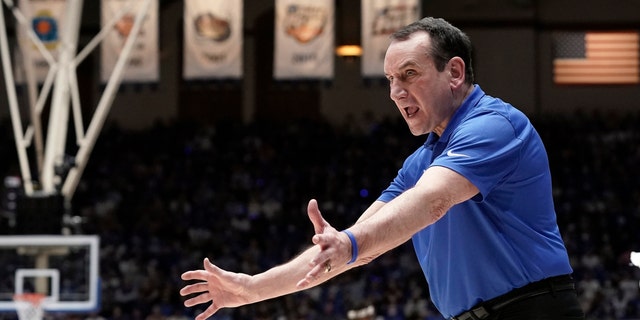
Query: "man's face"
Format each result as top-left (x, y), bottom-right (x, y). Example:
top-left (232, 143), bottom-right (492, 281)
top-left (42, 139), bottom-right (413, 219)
top-left (383, 31), bottom-right (455, 136)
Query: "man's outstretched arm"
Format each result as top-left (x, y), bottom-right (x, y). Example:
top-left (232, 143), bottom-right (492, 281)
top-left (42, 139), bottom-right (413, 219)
top-left (179, 199), bottom-right (358, 320)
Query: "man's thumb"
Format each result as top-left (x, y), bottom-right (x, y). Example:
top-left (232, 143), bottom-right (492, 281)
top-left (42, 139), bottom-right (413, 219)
top-left (307, 199), bottom-right (325, 234)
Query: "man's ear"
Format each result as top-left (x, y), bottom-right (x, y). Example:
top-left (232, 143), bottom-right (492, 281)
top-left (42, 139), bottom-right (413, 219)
top-left (448, 56), bottom-right (465, 86)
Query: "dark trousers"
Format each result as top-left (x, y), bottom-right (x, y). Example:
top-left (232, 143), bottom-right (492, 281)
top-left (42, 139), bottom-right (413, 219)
top-left (487, 289), bottom-right (585, 320)
top-left (452, 275), bottom-right (585, 320)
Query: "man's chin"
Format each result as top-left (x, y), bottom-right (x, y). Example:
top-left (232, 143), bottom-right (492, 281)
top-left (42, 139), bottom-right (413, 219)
top-left (407, 125), bottom-right (428, 136)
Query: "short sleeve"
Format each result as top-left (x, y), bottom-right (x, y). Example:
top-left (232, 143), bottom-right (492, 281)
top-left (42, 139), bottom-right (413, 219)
top-left (431, 112), bottom-right (522, 201)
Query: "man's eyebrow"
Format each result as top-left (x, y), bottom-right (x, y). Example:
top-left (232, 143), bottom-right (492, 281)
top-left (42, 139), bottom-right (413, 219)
top-left (398, 60), bottom-right (419, 71)
top-left (385, 59), bottom-right (419, 77)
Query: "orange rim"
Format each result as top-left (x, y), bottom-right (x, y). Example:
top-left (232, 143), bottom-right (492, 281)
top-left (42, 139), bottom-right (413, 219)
top-left (13, 293), bottom-right (46, 306)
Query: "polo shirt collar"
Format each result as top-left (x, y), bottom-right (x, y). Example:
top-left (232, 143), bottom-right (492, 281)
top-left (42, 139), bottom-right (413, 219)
top-left (424, 84), bottom-right (485, 149)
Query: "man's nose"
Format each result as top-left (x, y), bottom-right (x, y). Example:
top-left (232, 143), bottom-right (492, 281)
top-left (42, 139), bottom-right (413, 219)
top-left (389, 83), bottom-right (407, 101)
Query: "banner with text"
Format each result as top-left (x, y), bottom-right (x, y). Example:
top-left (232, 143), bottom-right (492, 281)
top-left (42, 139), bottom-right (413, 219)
top-left (273, 0), bottom-right (334, 80)
top-left (15, 0), bottom-right (67, 83)
top-left (361, 0), bottom-right (420, 77)
top-left (100, 0), bottom-right (159, 83)
top-left (183, 0), bottom-right (243, 80)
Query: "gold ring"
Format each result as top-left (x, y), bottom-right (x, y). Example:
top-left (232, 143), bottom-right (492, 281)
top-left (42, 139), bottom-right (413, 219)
top-left (324, 262), bottom-right (332, 273)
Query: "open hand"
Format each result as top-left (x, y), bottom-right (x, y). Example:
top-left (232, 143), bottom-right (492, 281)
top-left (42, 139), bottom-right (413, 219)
top-left (180, 258), bottom-right (253, 320)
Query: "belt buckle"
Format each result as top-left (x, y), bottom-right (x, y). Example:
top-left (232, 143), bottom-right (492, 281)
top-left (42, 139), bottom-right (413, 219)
top-left (452, 306), bottom-right (489, 320)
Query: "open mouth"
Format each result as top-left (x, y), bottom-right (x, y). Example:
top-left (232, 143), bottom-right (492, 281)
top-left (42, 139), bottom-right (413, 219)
top-left (405, 106), bottom-right (419, 118)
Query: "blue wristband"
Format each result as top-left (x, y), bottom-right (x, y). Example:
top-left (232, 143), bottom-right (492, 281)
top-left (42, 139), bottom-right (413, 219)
top-left (342, 230), bottom-right (358, 264)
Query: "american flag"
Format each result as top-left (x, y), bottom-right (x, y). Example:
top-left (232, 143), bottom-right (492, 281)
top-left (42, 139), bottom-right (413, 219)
top-left (553, 31), bottom-right (639, 84)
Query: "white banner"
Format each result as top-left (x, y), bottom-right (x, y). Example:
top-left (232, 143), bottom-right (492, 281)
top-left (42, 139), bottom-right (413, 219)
top-left (100, 0), bottom-right (159, 83)
top-left (273, 0), bottom-right (334, 80)
top-left (361, 0), bottom-right (420, 77)
top-left (15, 0), bottom-right (67, 83)
top-left (183, 0), bottom-right (243, 80)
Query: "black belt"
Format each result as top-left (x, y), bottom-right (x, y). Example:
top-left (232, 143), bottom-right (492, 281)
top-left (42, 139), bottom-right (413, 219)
top-left (451, 275), bottom-right (576, 320)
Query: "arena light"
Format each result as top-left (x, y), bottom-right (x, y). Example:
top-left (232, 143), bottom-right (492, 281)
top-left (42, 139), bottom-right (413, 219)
top-left (631, 251), bottom-right (640, 268)
top-left (336, 45), bottom-right (362, 57)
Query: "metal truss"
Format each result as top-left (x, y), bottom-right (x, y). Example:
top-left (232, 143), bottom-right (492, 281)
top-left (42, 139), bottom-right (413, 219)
top-left (0, 0), bottom-right (153, 202)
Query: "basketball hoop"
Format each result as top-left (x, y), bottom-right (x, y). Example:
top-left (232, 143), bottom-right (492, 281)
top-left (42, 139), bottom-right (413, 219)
top-left (13, 293), bottom-right (46, 320)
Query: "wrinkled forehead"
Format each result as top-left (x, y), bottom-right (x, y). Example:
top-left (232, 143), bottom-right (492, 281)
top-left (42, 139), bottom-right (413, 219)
top-left (385, 32), bottom-right (431, 58)
top-left (384, 32), bottom-right (432, 71)
top-left (392, 30), bottom-right (430, 48)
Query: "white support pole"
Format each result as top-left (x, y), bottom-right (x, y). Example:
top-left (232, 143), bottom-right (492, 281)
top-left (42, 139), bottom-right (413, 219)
top-left (40, 0), bottom-right (84, 194)
top-left (22, 45), bottom-right (46, 173)
top-left (16, 1), bottom-right (46, 174)
top-left (3, 0), bottom-right (151, 201)
top-left (62, 0), bottom-right (154, 201)
top-left (0, 2), bottom-right (34, 195)
top-left (69, 1), bottom-right (138, 145)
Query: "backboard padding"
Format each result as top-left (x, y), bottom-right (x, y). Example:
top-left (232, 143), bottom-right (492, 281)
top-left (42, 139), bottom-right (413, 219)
top-left (0, 235), bottom-right (99, 313)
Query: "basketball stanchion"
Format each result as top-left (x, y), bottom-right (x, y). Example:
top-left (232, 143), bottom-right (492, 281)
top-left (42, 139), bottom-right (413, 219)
top-left (13, 293), bottom-right (46, 320)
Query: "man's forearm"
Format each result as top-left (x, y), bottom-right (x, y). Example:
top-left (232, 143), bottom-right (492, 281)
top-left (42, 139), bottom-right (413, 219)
top-left (249, 243), bottom-right (348, 303)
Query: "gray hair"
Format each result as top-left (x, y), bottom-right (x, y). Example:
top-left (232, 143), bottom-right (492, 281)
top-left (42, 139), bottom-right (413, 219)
top-left (391, 17), bottom-right (475, 84)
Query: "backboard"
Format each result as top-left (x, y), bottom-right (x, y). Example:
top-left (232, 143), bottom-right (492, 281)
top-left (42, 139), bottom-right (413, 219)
top-left (0, 235), bottom-right (100, 313)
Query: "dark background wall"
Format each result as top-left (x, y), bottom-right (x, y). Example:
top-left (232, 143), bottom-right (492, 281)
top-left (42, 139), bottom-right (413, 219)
top-left (1, 0), bottom-right (639, 130)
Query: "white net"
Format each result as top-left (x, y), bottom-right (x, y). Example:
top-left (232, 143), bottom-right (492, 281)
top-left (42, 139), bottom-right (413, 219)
top-left (13, 294), bottom-right (45, 320)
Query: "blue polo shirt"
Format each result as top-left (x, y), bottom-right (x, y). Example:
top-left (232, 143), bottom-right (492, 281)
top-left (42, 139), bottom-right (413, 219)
top-left (378, 85), bottom-right (572, 318)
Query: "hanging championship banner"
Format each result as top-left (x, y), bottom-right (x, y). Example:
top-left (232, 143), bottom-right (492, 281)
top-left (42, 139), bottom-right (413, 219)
top-left (183, 0), bottom-right (243, 80)
top-left (15, 0), bottom-right (67, 84)
top-left (273, 0), bottom-right (334, 80)
top-left (361, 0), bottom-right (420, 77)
top-left (100, 0), bottom-right (159, 83)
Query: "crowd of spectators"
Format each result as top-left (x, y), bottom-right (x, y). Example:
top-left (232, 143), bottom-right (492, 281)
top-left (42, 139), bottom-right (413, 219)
top-left (1, 109), bottom-right (639, 320)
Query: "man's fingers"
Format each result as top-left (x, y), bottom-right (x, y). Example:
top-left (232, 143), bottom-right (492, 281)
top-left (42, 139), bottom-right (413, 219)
top-left (297, 261), bottom-right (326, 288)
top-left (181, 270), bottom-right (209, 281)
top-left (311, 232), bottom-right (331, 247)
top-left (196, 305), bottom-right (219, 320)
top-left (184, 293), bottom-right (210, 307)
top-left (180, 258), bottom-right (218, 281)
top-left (181, 258), bottom-right (226, 319)
top-left (179, 282), bottom-right (209, 297)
